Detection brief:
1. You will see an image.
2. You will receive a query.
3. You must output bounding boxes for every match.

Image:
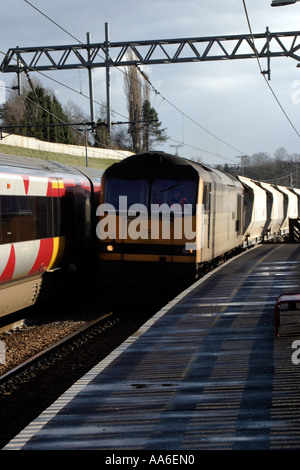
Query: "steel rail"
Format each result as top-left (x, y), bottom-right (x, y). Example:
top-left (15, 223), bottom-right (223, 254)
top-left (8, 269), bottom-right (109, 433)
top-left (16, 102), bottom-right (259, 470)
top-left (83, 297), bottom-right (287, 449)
top-left (0, 311), bottom-right (114, 386)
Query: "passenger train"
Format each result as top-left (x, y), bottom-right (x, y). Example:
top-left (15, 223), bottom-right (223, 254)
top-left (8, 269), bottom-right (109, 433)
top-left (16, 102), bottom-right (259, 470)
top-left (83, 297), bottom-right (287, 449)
top-left (0, 153), bottom-right (103, 318)
top-left (98, 151), bottom-right (300, 293)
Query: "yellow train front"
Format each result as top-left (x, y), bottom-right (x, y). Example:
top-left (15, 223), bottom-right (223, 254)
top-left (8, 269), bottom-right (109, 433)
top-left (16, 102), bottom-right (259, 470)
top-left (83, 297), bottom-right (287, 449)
top-left (97, 151), bottom-right (244, 298)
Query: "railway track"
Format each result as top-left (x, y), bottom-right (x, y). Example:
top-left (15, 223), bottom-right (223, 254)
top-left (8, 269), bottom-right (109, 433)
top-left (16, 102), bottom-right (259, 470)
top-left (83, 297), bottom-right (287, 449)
top-left (0, 311), bottom-right (115, 390)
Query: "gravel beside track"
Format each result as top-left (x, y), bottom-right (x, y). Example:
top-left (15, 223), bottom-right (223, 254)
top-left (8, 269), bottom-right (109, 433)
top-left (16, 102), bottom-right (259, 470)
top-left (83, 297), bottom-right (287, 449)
top-left (0, 317), bottom-right (89, 376)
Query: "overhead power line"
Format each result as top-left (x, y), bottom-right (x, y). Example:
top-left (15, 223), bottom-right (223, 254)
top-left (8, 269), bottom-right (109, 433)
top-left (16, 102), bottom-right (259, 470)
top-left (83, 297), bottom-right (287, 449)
top-left (242, 0), bottom-right (300, 139)
top-left (1, 1), bottom-right (252, 161)
top-left (3, 1), bottom-right (299, 162)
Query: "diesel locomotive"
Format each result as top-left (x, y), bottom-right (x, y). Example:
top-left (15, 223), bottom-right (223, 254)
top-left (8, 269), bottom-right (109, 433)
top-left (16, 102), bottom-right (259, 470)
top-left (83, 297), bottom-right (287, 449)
top-left (98, 151), bottom-right (300, 291)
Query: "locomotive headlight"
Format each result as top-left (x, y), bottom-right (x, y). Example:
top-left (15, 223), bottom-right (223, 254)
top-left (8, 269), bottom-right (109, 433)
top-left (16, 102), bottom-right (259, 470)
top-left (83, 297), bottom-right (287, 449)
top-left (182, 247), bottom-right (195, 255)
top-left (106, 244), bottom-right (114, 252)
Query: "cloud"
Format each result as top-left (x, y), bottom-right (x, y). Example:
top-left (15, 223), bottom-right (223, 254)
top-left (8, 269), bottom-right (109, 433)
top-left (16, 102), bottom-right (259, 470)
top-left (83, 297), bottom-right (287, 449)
top-left (1, 0), bottom-right (300, 164)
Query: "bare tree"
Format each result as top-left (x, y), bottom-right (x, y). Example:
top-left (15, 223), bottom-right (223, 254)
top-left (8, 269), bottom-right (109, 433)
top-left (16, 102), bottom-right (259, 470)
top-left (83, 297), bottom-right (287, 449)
top-left (123, 58), bottom-right (168, 153)
top-left (274, 147), bottom-right (288, 161)
top-left (94, 101), bottom-right (110, 149)
top-left (63, 100), bottom-right (88, 145)
top-left (0, 93), bottom-right (26, 128)
top-left (124, 52), bottom-right (143, 152)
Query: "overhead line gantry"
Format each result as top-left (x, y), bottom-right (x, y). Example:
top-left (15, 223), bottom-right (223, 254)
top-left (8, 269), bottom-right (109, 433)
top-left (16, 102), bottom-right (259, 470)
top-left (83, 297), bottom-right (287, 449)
top-left (2, 24), bottom-right (300, 131)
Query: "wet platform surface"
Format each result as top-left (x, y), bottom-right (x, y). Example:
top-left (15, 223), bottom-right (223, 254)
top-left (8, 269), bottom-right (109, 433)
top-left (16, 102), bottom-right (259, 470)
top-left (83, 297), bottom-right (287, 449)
top-left (4, 243), bottom-right (300, 450)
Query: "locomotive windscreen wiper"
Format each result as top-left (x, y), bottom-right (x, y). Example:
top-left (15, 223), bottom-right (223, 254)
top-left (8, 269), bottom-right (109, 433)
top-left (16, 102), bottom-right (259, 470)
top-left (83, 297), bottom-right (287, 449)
top-left (160, 183), bottom-right (179, 192)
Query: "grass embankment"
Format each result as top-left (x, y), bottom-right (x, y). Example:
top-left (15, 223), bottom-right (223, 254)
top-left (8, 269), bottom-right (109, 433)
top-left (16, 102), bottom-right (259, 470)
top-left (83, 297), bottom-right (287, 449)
top-left (0, 143), bottom-right (118, 170)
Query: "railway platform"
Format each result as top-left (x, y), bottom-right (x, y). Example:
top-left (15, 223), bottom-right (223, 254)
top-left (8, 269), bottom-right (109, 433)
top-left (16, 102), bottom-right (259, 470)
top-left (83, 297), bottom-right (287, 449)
top-left (4, 243), bottom-right (300, 450)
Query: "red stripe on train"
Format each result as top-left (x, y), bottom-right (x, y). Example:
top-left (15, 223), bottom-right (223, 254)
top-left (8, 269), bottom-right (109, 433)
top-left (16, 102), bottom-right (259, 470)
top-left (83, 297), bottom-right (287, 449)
top-left (0, 245), bottom-right (16, 282)
top-left (28, 238), bottom-right (54, 275)
top-left (22, 175), bottom-right (30, 195)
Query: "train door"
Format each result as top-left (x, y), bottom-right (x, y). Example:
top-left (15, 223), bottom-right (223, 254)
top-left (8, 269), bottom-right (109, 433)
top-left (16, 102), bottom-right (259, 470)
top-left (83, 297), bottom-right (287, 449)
top-left (200, 182), bottom-right (213, 263)
top-left (211, 183), bottom-right (216, 259)
top-left (203, 183), bottom-right (211, 249)
top-left (236, 194), bottom-right (242, 236)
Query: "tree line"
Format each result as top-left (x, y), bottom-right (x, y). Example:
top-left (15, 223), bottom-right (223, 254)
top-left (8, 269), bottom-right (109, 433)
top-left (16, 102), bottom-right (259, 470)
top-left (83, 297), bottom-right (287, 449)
top-left (0, 83), bottom-right (78, 144)
top-left (0, 65), bottom-right (168, 153)
top-left (216, 148), bottom-right (300, 188)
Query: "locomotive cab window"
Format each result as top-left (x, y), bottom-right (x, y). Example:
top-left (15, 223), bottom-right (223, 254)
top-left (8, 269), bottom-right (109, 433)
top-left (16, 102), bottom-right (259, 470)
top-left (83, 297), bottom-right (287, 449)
top-left (105, 178), bottom-right (149, 211)
top-left (151, 180), bottom-right (197, 213)
top-left (104, 177), bottom-right (197, 214)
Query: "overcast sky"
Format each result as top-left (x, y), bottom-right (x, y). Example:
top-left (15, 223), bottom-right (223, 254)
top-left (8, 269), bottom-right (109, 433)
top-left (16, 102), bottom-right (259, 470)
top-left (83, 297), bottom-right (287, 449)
top-left (1, 0), bottom-right (300, 166)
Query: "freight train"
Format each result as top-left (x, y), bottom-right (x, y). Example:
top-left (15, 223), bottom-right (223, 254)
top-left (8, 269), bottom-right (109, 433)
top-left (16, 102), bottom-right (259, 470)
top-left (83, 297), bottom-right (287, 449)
top-left (0, 153), bottom-right (103, 318)
top-left (98, 151), bottom-right (300, 294)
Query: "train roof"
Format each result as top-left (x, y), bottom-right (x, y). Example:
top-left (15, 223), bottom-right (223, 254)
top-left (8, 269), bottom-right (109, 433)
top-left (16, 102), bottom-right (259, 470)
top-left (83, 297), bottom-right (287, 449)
top-left (104, 151), bottom-right (198, 180)
top-left (104, 151), bottom-right (242, 187)
top-left (0, 152), bottom-right (103, 181)
top-left (74, 165), bottom-right (104, 182)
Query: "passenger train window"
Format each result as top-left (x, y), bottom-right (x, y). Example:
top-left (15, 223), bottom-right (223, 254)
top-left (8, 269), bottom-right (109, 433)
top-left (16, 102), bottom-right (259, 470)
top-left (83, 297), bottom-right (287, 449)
top-left (19, 197), bottom-right (33, 215)
top-left (18, 196), bottom-right (34, 241)
top-left (1, 195), bottom-right (18, 215)
top-left (1, 196), bottom-right (19, 244)
top-left (35, 197), bottom-right (52, 239)
top-left (105, 178), bottom-right (149, 209)
top-left (1, 195), bottom-right (35, 243)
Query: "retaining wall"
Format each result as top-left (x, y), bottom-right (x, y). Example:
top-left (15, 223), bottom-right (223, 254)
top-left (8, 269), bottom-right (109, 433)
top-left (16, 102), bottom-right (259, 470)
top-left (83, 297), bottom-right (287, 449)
top-left (0, 132), bottom-right (132, 160)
